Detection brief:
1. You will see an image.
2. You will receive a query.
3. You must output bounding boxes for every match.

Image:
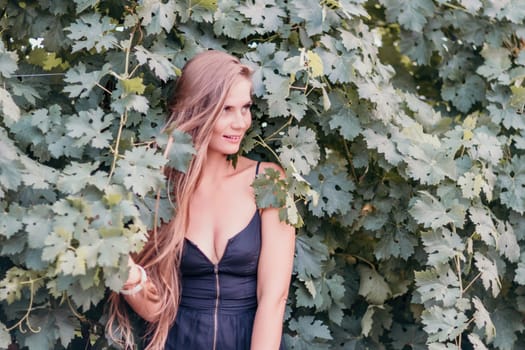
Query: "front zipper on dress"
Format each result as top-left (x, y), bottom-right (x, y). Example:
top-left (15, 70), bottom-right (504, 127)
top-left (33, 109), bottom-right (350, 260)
top-left (213, 264), bottom-right (220, 350)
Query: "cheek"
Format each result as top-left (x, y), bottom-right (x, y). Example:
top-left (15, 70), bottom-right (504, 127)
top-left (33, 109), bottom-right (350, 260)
top-left (245, 112), bottom-right (252, 129)
top-left (212, 117), bottom-right (229, 133)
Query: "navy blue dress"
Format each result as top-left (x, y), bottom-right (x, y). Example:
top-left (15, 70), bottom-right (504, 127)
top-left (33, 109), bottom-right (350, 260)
top-left (165, 165), bottom-right (286, 350)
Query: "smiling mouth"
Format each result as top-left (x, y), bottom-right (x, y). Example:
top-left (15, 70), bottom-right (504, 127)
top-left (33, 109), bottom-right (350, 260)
top-left (224, 135), bottom-right (241, 141)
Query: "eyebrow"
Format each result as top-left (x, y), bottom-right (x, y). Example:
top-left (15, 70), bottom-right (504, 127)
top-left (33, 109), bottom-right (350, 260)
top-left (223, 100), bottom-right (252, 108)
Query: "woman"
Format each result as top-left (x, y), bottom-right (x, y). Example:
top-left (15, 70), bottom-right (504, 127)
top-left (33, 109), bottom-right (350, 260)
top-left (107, 50), bottom-right (296, 350)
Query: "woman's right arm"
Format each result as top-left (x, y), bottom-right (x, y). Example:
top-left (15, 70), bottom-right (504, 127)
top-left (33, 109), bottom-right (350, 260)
top-left (121, 258), bottom-right (163, 323)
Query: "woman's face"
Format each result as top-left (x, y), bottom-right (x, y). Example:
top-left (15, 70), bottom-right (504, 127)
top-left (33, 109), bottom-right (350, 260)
top-left (208, 77), bottom-right (253, 156)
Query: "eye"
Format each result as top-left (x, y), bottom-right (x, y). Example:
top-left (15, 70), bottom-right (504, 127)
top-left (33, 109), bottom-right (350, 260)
top-left (242, 103), bottom-right (252, 113)
top-left (223, 106), bottom-right (232, 112)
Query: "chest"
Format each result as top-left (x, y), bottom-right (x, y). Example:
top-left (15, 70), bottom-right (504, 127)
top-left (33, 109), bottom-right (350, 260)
top-left (181, 211), bottom-right (262, 274)
top-left (185, 179), bottom-right (257, 264)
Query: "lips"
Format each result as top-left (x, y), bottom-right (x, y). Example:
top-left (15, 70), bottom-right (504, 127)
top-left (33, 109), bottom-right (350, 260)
top-left (223, 135), bottom-right (241, 142)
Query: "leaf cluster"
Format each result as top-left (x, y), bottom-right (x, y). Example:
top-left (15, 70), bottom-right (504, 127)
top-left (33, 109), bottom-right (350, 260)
top-left (1, 0), bottom-right (525, 349)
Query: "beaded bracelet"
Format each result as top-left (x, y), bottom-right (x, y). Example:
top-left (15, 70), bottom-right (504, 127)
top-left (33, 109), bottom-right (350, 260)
top-left (120, 264), bottom-right (148, 296)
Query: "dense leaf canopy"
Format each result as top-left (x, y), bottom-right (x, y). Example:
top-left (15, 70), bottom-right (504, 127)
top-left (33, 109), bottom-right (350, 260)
top-left (1, 0), bottom-right (525, 349)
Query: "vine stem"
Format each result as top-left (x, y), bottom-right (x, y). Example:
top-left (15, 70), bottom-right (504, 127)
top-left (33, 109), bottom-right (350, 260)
top-left (6, 280), bottom-right (41, 333)
top-left (254, 136), bottom-right (283, 166)
top-left (343, 138), bottom-right (358, 183)
top-left (65, 293), bottom-right (86, 322)
top-left (463, 272), bottom-right (482, 294)
top-left (351, 254), bottom-right (376, 270)
top-left (455, 254), bottom-right (463, 295)
top-left (107, 30), bottom-right (135, 184)
top-left (262, 116), bottom-right (294, 143)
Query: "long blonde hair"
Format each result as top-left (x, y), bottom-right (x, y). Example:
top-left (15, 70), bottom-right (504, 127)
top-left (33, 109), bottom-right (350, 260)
top-left (106, 50), bottom-right (253, 350)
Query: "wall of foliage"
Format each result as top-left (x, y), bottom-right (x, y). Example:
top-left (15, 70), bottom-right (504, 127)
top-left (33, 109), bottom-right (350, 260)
top-left (1, 0), bottom-right (525, 349)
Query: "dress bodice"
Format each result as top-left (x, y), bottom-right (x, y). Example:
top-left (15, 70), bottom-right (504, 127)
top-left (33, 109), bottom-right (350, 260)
top-left (179, 210), bottom-right (261, 311)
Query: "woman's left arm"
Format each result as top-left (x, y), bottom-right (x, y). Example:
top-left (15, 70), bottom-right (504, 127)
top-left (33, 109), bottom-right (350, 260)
top-left (251, 165), bottom-right (296, 350)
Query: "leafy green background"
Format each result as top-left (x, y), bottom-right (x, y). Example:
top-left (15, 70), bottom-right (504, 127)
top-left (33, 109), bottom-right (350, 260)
top-left (1, 0), bottom-right (525, 349)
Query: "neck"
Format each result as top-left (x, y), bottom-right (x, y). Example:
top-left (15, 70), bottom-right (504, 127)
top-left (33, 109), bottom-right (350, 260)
top-left (201, 151), bottom-right (235, 181)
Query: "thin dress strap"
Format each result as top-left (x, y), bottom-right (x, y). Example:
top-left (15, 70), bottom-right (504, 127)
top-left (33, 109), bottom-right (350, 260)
top-left (255, 161), bottom-right (262, 176)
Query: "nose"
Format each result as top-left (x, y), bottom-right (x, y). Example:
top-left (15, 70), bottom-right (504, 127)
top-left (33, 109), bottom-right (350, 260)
top-left (231, 110), bottom-right (248, 129)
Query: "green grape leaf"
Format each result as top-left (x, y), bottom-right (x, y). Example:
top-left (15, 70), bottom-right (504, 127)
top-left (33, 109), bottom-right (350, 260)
top-left (179, 0), bottom-right (217, 22)
top-left (213, 0), bottom-right (250, 39)
top-left (53, 306), bottom-right (79, 348)
top-left (515, 252), bottom-right (525, 285)
top-left (472, 297), bottom-right (496, 343)
top-left (510, 86), bottom-right (525, 111)
top-left (415, 264), bottom-right (461, 307)
top-left (469, 125), bottom-right (503, 164)
top-left (328, 108), bottom-right (362, 142)
top-left (0, 205), bottom-right (24, 239)
top-left (474, 252), bottom-right (501, 297)
top-left (68, 282), bottom-right (105, 312)
top-left (66, 108), bottom-right (113, 149)
top-left (358, 81), bottom-right (401, 123)
top-left (9, 81), bottom-right (41, 104)
top-left (362, 127), bottom-right (403, 166)
top-left (487, 103), bottom-right (525, 130)
top-left (137, 0), bottom-right (177, 34)
top-left (469, 206), bottom-right (497, 247)
top-left (253, 168), bottom-right (287, 208)
top-left (63, 63), bottom-right (112, 98)
top-left (135, 45), bottom-right (178, 82)
top-left (65, 13), bottom-right (117, 52)
top-left (0, 41), bottom-right (18, 78)
top-left (57, 250), bottom-right (86, 276)
top-left (497, 156), bottom-right (525, 214)
top-left (21, 312), bottom-right (56, 350)
top-left (409, 191), bottom-right (465, 230)
top-left (374, 228), bottom-right (417, 261)
top-left (305, 164), bottom-right (354, 217)
top-left (98, 236), bottom-right (131, 267)
top-left (0, 267), bottom-right (36, 304)
top-left (405, 143), bottom-right (456, 185)
top-left (476, 45), bottom-right (512, 81)
top-left (0, 87), bottom-right (20, 125)
top-left (23, 205), bottom-right (53, 249)
top-left (0, 322), bottom-right (9, 348)
top-left (295, 234), bottom-right (329, 280)
top-left (461, 0), bottom-right (482, 12)
top-left (491, 307), bottom-right (525, 350)
top-left (294, 280), bottom-right (316, 308)
top-left (159, 129), bottom-right (196, 173)
top-left (496, 220), bottom-right (520, 262)
top-left (42, 229), bottom-right (71, 262)
top-left (399, 31), bottom-right (433, 65)
top-left (121, 77), bottom-right (146, 94)
top-left (458, 171), bottom-right (485, 199)
top-left (238, 0), bottom-right (285, 33)
top-left (422, 305), bottom-right (468, 342)
top-left (278, 126), bottom-right (320, 175)
top-left (441, 75), bottom-right (485, 113)
top-left (288, 0), bottom-right (324, 36)
top-left (112, 92), bottom-right (150, 114)
top-left (114, 147), bottom-right (166, 196)
top-left (73, 0), bottom-right (98, 13)
top-left (391, 323), bottom-right (427, 350)
top-left (288, 316), bottom-right (332, 342)
top-left (57, 161), bottom-right (107, 194)
top-left (379, 0), bottom-right (435, 31)
top-left (484, 0), bottom-right (525, 23)
top-left (357, 265), bottom-right (392, 305)
top-left (467, 333), bottom-right (489, 350)
top-left (420, 228), bottom-right (465, 265)
top-left (0, 140), bottom-right (23, 194)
